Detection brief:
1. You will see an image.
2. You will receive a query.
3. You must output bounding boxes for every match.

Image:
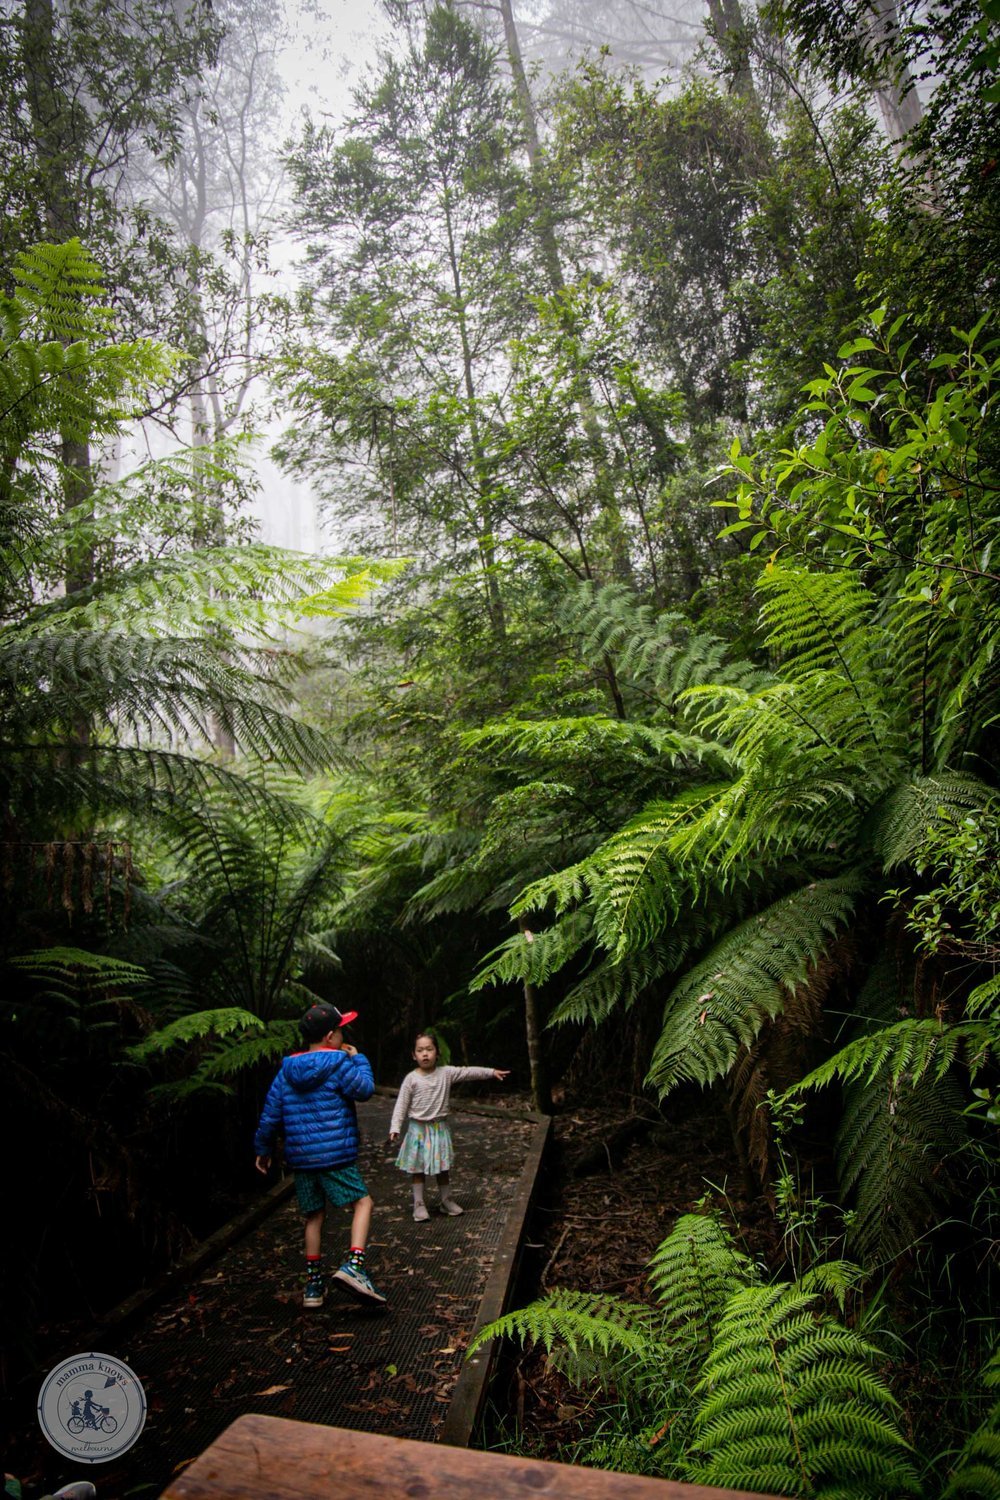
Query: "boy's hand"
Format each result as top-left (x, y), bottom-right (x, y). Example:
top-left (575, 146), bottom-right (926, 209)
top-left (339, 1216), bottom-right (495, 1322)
top-left (340, 1042), bottom-right (358, 1057)
top-left (493, 1069), bottom-right (510, 1081)
top-left (255, 1155), bottom-right (271, 1174)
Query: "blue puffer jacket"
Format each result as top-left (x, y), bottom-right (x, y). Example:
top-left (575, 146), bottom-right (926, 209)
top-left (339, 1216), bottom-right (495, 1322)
top-left (253, 1047), bottom-right (374, 1170)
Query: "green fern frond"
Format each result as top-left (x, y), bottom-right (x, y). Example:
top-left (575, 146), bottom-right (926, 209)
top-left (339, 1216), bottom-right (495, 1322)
top-left (646, 875), bottom-right (865, 1096)
top-left (461, 716), bottom-right (720, 770)
top-left (10, 947), bottom-right (149, 991)
top-left (687, 1283), bottom-right (919, 1496)
top-left (790, 1017), bottom-right (985, 1094)
top-left (547, 941), bottom-right (672, 1027)
top-left (194, 1020), bottom-right (301, 1079)
top-left (35, 542), bottom-right (386, 642)
top-left (797, 1260), bottom-right (867, 1313)
top-left (756, 565), bottom-right (878, 689)
top-left (511, 855), bottom-right (599, 919)
top-left (1, 241), bottom-right (180, 449)
top-left (469, 1287), bottom-right (658, 1363)
top-left (647, 1212), bottom-right (758, 1352)
top-left (872, 774), bottom-right (998, 870)
top-left (471, 909), bottom-right (592, 990)
top-left (10, 240), bottom-right (110, 341)
top-left (945, 1349), bottom-right (1000, 1499)
top-left (583, 786), bottom-right (733, 959)
top-left (407, 860), bottom-right (497, 917)
top-left (838, 1067), bottom-right (967, 1264)
top-left (2, 632), bottom-right (340, 773)
top-left (126, 1007), bottom-right (265, 1060)
top-left (562, 580), bottom-right (760, 706)
top-left (967, 974), bottom-right (1000, 1022)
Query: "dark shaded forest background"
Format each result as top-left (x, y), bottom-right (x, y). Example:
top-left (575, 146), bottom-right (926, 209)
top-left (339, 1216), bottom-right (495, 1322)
top-left (1, 0), bottom-right (999, 1491)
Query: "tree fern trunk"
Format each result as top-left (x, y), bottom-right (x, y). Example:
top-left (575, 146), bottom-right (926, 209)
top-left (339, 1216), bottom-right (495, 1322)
top-left (519, 916), bottom-right (551, 1113)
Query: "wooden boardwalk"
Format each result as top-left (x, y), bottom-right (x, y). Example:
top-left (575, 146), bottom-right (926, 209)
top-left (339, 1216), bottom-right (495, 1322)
top-left (14, 1096), bottom-right (547, 1500)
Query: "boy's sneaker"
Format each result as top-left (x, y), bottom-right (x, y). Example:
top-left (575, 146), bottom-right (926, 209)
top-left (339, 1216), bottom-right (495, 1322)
top-left (303, 1271), bottom-right (325, 1308)
top-left (333, 1261), bottom-right (387, 1306)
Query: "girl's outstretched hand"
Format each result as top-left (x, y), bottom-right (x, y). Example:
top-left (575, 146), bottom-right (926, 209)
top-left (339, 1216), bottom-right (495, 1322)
top-left (493, 1069), bottom-right (510, 1081)
top-left (388, 1131), bottom-right (399, 1143)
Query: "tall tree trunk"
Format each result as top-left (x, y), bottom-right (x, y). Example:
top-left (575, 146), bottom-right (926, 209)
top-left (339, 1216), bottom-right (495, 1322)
top-left (866, 0), bottom-right (924, 151)
top-left (441, 183), bottom-right (508, 643)
top-left (519, 916), bottom-right (551, 1113)
top-left (23, 0), bottom-right (97, 614)
top-left (706, 0), bottom-right (760, 108)
top-left (494, 0), bottom-right (635, 587)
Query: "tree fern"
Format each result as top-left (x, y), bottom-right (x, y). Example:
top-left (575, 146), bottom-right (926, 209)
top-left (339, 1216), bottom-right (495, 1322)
top-left (728, 953), bottom-right (838, 1180)
top-left (1, 241), bottom-right (386, 843)
top-left (686, 1283), bottom-right (920, 1497)
top-left (646, 875), bottom-right (865, 1094)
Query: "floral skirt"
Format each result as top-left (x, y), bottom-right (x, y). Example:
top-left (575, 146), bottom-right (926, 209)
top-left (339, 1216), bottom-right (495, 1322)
top-left (395, 1118), bottom-right (453, 1176)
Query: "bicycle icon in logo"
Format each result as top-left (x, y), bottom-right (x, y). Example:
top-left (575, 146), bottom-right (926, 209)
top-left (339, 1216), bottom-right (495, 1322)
top-left (65, 1391), bottom-right (118, 1436)
top-left (38, 1353), bottom-right (146, 1463)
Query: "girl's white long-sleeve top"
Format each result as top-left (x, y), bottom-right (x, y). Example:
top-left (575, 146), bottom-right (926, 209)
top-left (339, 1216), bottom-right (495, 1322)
top-left (389, 1065), bottom-right (495, 1135)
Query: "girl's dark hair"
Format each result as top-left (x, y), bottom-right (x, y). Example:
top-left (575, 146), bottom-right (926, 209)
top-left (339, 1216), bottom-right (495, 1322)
top-left (414, 1030), bottom-right (439, 1052)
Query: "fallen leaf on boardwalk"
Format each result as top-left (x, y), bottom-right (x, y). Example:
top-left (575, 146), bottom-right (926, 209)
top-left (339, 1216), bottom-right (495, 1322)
top-left (253, 1385), bottom-right (290, 1396)
top-left (437, 1346), bottom-right (457, 1355)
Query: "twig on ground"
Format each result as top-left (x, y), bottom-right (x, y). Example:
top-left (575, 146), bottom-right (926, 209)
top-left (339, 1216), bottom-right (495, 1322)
top-left (541, 1225), bottom-right (571, 1290)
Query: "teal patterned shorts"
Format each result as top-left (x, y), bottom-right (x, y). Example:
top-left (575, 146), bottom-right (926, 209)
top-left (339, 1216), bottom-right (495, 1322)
top-left (395, 1118), bottom-right (453, 1176)
top-left (294, 1163), bottom-right (369, 1213)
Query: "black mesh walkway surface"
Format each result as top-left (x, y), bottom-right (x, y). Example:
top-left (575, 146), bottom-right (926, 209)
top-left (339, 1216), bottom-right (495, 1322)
top-left (20, 1097), bottom-right (540, 1499)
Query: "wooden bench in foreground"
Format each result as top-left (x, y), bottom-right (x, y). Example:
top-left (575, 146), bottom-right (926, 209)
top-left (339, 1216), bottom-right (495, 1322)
top-left (160, 1413), bottom-right (785, 1500)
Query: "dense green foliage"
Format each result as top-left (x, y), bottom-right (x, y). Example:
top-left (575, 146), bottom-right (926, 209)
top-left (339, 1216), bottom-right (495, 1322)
top-left (4, 0), bottom-right (1000, 1490)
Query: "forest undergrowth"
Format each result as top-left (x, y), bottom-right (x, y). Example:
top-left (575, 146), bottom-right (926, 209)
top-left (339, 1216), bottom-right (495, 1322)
top-left (485, 1089), bottom-right (779, 1451)
top-left (486, 1090), bottom-right (963, 1479)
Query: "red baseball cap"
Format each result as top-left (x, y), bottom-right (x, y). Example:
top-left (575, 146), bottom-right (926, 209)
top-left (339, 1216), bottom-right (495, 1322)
top-left (301, 1003), bottom-right (358, 1041)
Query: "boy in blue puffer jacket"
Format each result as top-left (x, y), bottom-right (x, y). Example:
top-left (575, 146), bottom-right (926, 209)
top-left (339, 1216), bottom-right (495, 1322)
top-left (254, 1002), bottom-right (386, 1308)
